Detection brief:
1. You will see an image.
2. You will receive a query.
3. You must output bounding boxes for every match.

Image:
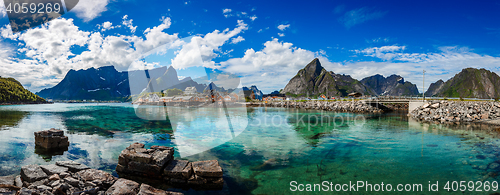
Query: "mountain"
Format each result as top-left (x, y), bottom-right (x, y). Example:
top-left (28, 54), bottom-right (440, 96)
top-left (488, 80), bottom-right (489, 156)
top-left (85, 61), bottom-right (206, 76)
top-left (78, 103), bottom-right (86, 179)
top-left (424, 79), bottom-right (444, 97)
top-left (0, 77), bottom-right (46, 103)
top-left (281, 58), bottom-right (374, 97)
top-left (360, 74), bottom-right (419, 96)
top-left (243, 85), bottom-right (263, 100)
top-left (429, 68), bottom-right (500, 99)
top-left (37, 65), bottom-right (209, 101)
top-left (37, 66), bottom-right (131, 101)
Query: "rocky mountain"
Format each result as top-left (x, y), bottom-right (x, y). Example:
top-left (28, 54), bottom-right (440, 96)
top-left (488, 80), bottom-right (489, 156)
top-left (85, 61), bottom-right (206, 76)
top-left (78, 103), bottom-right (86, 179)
top-left (360, 74), bottom-right (419, 96)
top-left (0, 77), bottom-right (46, 103)
top-left (37, 66), bottom-right (208, 101)
top-left (243, 86), bottom-right (263, 100)
top-left (281, 58), bottom-right (374, 97)
top-left (37, 66), bottom-right (131, 101)
top-left (429, 68), bottom-right (500, 99)
top-left (424, 79), bottom-right (444, 97)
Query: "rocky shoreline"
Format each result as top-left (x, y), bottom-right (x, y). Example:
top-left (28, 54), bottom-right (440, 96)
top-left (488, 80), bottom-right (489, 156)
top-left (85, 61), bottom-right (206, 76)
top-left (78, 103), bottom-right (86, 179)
top-left (0, 160), bottom-right (183, 195)
top-left (0, 142), bottom-right (226, 194)
top-left (253, 100), bottom-right (384, 113)
top-left (410, 101), bottom-right (500, 125)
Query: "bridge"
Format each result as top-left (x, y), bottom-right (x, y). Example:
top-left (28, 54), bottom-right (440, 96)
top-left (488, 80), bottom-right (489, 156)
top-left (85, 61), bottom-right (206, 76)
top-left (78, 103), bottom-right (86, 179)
top-left (360, 97), bottom-right (427, 113)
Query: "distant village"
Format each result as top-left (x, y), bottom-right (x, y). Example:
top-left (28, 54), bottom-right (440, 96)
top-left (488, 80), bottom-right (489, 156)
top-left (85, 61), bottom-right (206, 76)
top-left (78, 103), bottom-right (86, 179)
top-left (132, 86), bottom-right (366, 106)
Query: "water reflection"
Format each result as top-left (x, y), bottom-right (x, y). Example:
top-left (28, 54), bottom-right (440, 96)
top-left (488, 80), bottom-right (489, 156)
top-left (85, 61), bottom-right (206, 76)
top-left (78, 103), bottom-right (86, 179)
top-left (0, 110), bottom-right (28, 130)
top-left (0, 104), bottom-right (499, 194)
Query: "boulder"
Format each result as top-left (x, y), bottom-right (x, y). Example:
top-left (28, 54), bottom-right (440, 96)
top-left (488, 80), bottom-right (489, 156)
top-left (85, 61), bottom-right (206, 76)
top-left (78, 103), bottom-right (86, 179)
top-left (21, 165), bottom-right (48, 183)
top-left (56, 161), bottom-right (90, 172)
top-left (127, 142), bottom-right (145, 149)
top-left (34, 128), bottom-right (69, 149)
top-left (77, 169), bottom-right (117, 183)
top-left (0, 175), bottom-right (15, 186)
top-left (191, 160), bottom-right (223, 178)
top-left (105, 178), bottom-right (139, 195)
top-left (137, 183), bottom-right (177, 195)
top-left (40, 164), bottom-right (69, 175)
top-left (164, 160), bottom-right (192, 179)
top-left (152, 150), bottom-right (173, 167)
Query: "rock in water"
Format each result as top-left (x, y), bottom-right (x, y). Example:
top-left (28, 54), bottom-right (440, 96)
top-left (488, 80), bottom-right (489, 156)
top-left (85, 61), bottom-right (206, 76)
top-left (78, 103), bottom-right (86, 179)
top-left (191, 160), bottom-right (223, 178)
top-left (164, 160), bottom-right (192, 180)
top-left (34, 128), bottom-right (69, 149)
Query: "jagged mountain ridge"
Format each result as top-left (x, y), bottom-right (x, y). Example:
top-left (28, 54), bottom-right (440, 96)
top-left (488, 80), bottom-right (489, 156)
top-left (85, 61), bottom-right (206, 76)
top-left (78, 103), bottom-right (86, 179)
top-left (281, 58), bottom-right (375, 97)
top-left (426, 68), bottom-right (500, 99)
top-left (360, 74), bottom-right (419, 96)
top-left (36, 66), bottom-right (214, 101)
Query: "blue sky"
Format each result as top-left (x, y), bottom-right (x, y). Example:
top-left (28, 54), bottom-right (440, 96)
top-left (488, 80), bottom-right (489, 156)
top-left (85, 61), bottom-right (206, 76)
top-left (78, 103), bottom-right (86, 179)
top-left (0, 0), bottom-right (499, 93)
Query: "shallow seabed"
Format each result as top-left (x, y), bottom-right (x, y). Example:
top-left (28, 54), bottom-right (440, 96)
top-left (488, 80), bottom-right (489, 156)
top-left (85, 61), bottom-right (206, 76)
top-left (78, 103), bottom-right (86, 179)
top-left (0, 103), bottom-right (499, 194)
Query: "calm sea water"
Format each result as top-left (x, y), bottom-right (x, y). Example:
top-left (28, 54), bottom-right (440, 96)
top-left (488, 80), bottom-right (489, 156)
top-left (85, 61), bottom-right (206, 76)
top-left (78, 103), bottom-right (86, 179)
top-left (0, 103), bottom-right (499, 194)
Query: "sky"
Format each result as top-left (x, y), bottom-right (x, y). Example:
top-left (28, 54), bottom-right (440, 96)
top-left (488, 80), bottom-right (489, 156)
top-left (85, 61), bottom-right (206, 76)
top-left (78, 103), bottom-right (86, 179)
top-left (0, 0), bottom-right (500, 93)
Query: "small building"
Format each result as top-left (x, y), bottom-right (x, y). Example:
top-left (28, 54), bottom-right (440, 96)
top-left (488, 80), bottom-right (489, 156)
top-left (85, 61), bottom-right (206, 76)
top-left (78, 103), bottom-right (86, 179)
top-left (184, 87), bottom-right (197, 95)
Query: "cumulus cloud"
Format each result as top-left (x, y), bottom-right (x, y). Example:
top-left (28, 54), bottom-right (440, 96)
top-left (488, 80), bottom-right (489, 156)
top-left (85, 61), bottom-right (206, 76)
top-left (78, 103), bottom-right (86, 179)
top-left (1, 16), bottom-right (179, 92)
top-left (97, 21), bottom-right (120, 31)
top-left (219, 38), bottom-right (326, 92)
top-left (122, 15), bottom-right (137, 33)
top-left (171, 20), bottom-right (248, 69)
top-left (223, 8), bottom-right (232, 14)
top-left (338, 7), bottom-right (387, 29)
top-left (278, 33), bottom-right (285, 37)
top-left (0, 0), bottom-right (5, 18)
top-left (71, 0), bottom-right (110, 22)
top-left (277, 24), bottom-right (290, 31)
top-left (231, 36), bottom-right (244, 44)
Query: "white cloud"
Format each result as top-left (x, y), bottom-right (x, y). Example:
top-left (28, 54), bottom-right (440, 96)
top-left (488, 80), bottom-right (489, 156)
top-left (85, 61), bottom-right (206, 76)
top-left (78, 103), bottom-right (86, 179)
top-left (97, 21), bottom-right (120, 31)
top-left (1, 16), bottom-right (180, 92)
top-left (171, 20), bottom-right (248, 70)
top-left (71, 0), bottom-right (110, 22)
top-left (223, 8), bottom-right (232, 14)
top-left (338, 7), bottom-right (387, 29)
top-left (354, 45), bottom-right (406, 60)
top-left (250, 16), bottom-right (257, 21)
top-left (122, 15), bottom-right (137, 33)
top-left (278, 33), bottom-right (285, 37)
top-left (277, 24), bottom-right (290, 31)
top-left (219, 38), bottom-right (324, 92)
top-left (231, 36), bottom-right (244, 44)
top-left (0, 0), bottom-right (6, 18)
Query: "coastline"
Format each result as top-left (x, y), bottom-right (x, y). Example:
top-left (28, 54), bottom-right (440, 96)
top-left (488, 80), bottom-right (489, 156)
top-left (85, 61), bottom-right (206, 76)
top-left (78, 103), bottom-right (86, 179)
top-left (0, 102), bottom-right (53, 105)
top-left (250, 100), bottom-right (384, 113)
top-left (410, 100), bottom-right (500, 127)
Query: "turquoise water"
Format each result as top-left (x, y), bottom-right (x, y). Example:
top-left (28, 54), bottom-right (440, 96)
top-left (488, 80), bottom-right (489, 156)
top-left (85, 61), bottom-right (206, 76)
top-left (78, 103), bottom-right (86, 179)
top-left (0, 103), bottom-right (499, 194)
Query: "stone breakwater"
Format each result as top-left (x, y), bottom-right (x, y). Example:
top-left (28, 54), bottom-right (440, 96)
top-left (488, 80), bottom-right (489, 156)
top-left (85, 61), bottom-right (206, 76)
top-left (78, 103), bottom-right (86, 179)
top-left (410, 101), bottom-right (500, 124)
top-left (257, 101), bottom-right (383, 113)
top-left (116, 143), bottom-right (224, 190)
top-left (0, 160), bottom-right (182, 195)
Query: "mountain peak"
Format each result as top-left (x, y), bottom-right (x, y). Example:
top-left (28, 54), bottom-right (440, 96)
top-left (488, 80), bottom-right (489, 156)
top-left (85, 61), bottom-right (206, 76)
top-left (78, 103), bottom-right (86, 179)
top-left (304, 58), bottom-right (324, 78)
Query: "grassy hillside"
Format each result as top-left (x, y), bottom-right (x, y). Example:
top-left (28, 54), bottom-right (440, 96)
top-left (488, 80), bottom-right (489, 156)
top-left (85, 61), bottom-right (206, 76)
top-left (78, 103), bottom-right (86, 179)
top-left (0, 77), bottom-right (46, 103)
